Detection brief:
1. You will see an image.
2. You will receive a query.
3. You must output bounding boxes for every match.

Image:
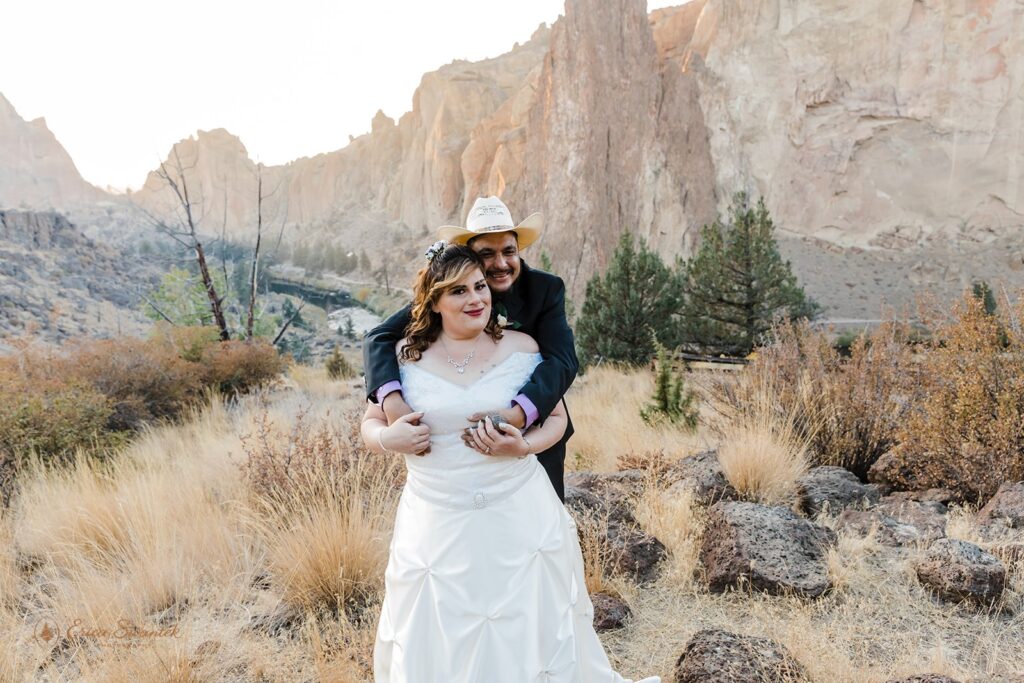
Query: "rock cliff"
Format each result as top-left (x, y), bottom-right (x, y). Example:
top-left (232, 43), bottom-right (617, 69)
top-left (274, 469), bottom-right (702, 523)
top-left (0, 94), bottom-right (106, 210)
top-left (5, 0), bottom-right (1023, 318)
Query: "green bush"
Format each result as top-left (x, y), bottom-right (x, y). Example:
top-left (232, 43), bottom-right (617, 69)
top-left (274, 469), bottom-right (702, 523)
top-left (640, 343), bottom-right (698, 429)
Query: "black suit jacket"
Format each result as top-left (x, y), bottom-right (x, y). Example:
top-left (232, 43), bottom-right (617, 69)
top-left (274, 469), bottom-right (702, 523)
top-left (362, 261), bottom-right (578, 441)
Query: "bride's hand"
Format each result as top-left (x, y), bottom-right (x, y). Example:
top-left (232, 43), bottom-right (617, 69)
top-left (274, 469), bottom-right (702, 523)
top-left (467, 417), bottom-right (529, 457)
top-left (380, 412), bottom-right (431, 456)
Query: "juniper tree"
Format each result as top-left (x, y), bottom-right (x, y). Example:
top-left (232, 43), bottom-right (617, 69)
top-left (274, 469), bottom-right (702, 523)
top-left (678, 193), bottom-right (820, 356)
top-left (640, 342), bottom-right (698, 429)
top-left (576, 232), bottom-right (684, 366)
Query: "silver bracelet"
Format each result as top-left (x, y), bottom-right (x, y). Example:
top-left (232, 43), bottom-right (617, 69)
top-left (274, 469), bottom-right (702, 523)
top-left (519, 435), bottom-right (531, 459)
top-left (377, 427), bottom-right (389, 452)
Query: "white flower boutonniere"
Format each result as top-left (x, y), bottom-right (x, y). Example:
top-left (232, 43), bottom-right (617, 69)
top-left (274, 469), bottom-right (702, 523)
top-left (497, 314), bottom-right (510, 328)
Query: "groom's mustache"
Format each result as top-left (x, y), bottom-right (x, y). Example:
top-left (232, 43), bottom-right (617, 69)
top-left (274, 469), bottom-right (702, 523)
top-left (487, 269), bottom-right (514, 278)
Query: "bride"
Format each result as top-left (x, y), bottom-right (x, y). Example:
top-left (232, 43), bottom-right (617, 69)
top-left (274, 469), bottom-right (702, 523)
top-left (361, 243), bottom-right (659, 682)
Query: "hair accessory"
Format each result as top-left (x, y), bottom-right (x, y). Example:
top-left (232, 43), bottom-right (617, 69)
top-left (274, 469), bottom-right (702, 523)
top-left (424, 240), bottom-right (447, 262)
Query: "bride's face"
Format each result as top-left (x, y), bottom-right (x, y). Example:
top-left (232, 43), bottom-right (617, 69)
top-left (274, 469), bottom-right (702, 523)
top-left (432, 267), bottom-right (491, 335)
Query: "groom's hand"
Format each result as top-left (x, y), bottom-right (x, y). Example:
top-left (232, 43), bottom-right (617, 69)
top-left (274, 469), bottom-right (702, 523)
top-left (462, 406), bottom-right (526, 447)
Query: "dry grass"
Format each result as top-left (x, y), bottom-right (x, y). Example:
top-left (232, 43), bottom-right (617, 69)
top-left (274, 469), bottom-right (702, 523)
top-left (566, 364), bottom-right (715, 472)
top-left (712, 383), bottom-right (811, 505)
top-left (0, 361), bottom-right (1021, 682)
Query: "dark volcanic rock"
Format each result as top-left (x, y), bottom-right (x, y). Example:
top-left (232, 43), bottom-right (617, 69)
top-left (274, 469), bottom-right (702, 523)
top-left (663, 450), bottom-right (738, 505)
top-left (674, 629), bottom-right (809, 683)
top-left (590, 592), bottom-right (630, 631)
top-left (838, 496), bottom-right (947, 547)
top-left (700, 501), bottom-right (836, 598)
top-left (978, 481), bottom-right (1024, 529)
top-left (916, 538), bottom-right (1006, 606)
top-left (797, 465), bottom-right (880, 515)
top-left (607, 521), bottom-right (666, 585)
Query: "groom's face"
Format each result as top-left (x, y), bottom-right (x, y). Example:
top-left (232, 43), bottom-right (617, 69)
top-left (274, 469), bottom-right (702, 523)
top-left (468, 232), bottom-right (520, 293)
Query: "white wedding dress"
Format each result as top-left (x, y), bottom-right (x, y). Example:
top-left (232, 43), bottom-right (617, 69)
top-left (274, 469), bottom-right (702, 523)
top-left (374, 351), bottom-right (659, 683)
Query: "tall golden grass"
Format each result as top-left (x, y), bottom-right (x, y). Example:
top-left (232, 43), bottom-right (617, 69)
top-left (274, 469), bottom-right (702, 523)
top-left (566, 364), bottom-right (714, 472)
top-left (0, 359), bottom-right (1020, 681)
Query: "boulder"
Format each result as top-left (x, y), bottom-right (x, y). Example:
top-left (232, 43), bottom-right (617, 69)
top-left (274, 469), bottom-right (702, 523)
top-left (590, 592), bottom-right (630, 632)
top-left (564, 470), bottom-right (644, 524)
top-left (700, 501), bottom-right (836, 598)
top-left (674, 629), bottom-right (808, 683)
top-left (796, 465), bottom-right (880, 515)
top-left (978, 482), bottom-right (1024, 529)
top-left (663, 450), bottom-right (738, 505)
top-left (838, 497), bottom-right (947, 547)
top-left (606, 521), bottom-right (666, 585)
top-left (915, 538), bottom-right (1006, 606)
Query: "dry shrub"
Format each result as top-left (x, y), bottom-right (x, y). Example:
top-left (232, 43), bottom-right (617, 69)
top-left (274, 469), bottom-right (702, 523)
top-left (241, 403), bottom-right (400, 506)
top-left (256, 471), bottom-right (396, 613)
top-left (0, 358), bottom-right (116, 468)
top-left (63, 337), bottom-right (205, 431)
top-left (574, 510), bottom-right (621, 597)
top-left (616, 449), bottom-right (672, 476)
top-left (149, 322), bottom-right (221, 362)
top-left (892, 291), bottom-right (1024, 503)
top-left (241, 405), bottom-right (402, 612)
top-left (200, 339), bottom-right (287, 396)
top-left (703, 318), bottom-right (915, 478)
top-left (714, 385), bottom-right (810, 504)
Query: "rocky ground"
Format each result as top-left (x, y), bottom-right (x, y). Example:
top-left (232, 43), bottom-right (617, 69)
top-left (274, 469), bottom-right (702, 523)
top-left (0, 209), bottom-right (158, 351)
top-left (565, 455), bottom-right (1024, 682)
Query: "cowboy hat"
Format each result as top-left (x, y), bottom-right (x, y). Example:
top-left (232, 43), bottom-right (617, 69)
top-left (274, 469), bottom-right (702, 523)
top-left (437, 196), bottom-right (542, 249)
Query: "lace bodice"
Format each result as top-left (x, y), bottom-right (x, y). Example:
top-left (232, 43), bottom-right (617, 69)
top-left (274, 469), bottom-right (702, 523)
top-left (398, 351), bottom-right (542, 509)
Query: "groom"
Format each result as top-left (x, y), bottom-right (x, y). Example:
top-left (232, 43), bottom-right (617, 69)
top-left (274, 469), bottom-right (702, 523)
top-left (363, 196), bottom-right (578, 501)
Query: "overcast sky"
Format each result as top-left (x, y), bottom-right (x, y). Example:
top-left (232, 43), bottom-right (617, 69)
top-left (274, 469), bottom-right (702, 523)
top-left (1, 0), bottom-right (684, 191)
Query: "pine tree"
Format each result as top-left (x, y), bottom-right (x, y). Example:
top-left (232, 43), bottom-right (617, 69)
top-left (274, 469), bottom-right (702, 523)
top-left (678, 193), bottom-right (820, 356)
top-left (640, 342), bottom-right (698, 428)
top-left (326, 346), bottom-right (356, 380)
top-left (576, 232), bottom-right (684, 366)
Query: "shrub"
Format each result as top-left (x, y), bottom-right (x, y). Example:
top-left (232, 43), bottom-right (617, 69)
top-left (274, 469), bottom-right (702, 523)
top-left (149, 323), bottom-right (220, 363)
top-left (714, 383), bottom-right (810, 504)
top-left (639, 343), bottom-right (698, 429)
top-left (703, 318), bottom-right (916, 479)
top-left (326, 346), bottom-right (356, 380)
top-left (890, 291), bottom-right (1024, 503)
top-left (0, 370), bottom-right (115, 464)
top-left (200, 339), bottom-right (286, 396)
top-left (63, 337), bottom-right (204, 431)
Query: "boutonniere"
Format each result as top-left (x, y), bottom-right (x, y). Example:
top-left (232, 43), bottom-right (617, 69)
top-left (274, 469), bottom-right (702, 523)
top-left (494, 303), bottom-right (521, 330)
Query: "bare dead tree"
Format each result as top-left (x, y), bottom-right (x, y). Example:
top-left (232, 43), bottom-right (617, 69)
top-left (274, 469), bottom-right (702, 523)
top-left (272, 299), bottom-right (307, 346)
top-left (246, 166), bottom-right (265, 339)
top-left (150, 148), bottom-right (231, 341)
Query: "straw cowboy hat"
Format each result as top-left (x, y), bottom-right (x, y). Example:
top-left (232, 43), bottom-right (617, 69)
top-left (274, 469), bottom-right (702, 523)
top-left (437, 196), bottom-right (543, 249)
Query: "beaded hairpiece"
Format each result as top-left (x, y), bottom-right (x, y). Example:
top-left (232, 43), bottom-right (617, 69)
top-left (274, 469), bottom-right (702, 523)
top-left (424, 240), bottom-right (447, 262)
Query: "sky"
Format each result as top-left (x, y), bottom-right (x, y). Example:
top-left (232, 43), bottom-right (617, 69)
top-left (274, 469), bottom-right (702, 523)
top-left (1, 0), bottom-right (685, 191)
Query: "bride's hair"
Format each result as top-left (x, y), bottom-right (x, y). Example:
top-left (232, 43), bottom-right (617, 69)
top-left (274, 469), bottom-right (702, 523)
top-left (400, 244), bottom-right (502, 362)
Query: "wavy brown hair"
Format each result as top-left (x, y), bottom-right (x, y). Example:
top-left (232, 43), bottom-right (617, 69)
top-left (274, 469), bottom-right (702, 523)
top-left (400, 244), bottom-right (503, 362)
